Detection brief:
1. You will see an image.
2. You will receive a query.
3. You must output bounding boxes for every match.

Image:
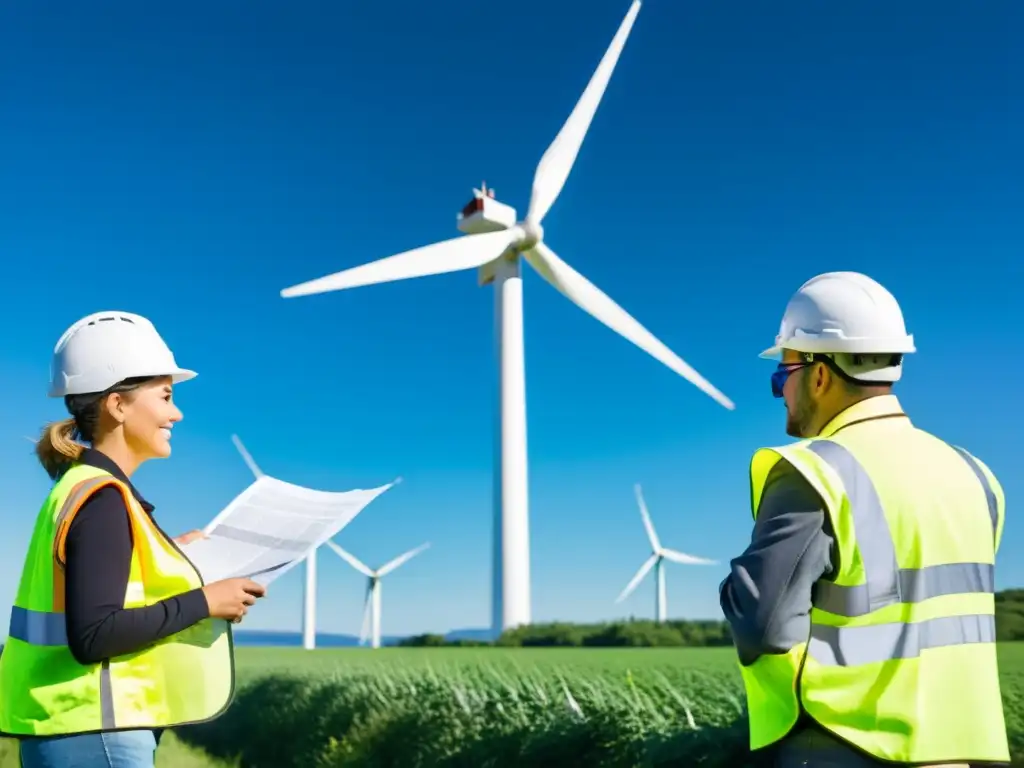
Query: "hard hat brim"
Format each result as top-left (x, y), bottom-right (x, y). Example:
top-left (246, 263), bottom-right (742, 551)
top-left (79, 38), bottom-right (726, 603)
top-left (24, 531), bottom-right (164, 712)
top-left (170, 368), bottom-right (198, 385)
top-left (759, 338), bottom-right (916, 360)
top-left (49, 367), bottom-right (198, 398)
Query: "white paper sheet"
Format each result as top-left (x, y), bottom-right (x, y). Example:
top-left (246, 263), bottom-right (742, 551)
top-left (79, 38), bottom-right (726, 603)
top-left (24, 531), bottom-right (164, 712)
top-left (179, 475), bottom-right (396, 586)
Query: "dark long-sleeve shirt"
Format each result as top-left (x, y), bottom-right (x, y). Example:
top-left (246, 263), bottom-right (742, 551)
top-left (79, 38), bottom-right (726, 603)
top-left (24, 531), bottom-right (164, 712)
top-left (62, 448), bottom-right (210, 665)
top-left (719, 457), bottom-right (836, 666)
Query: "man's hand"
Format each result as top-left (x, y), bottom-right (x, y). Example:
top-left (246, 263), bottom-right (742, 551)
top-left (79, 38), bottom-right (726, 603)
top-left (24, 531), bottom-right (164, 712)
top-left (174, 529), bottom-right (207, 546)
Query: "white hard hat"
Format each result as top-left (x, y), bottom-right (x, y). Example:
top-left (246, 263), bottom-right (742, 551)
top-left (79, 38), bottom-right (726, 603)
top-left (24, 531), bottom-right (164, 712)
top-left (760, 272), bottom-right (915, 383)
top-left (49, 311), bottom-right (197, 397)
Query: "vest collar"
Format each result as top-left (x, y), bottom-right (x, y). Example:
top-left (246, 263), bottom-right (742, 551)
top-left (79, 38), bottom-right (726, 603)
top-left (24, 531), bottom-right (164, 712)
top-left (817, 394), bottom-right (910, 438)
top-left (77, 448), bottom-right (155, 514)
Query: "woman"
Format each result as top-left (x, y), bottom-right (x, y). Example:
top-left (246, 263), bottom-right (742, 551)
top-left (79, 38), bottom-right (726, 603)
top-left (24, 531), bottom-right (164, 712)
top-left (0, 310), bottom-right (267, 768)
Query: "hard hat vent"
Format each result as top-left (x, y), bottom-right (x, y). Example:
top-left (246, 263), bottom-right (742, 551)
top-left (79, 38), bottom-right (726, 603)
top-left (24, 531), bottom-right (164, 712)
top-left (90, 315), bottom-right (136, 326)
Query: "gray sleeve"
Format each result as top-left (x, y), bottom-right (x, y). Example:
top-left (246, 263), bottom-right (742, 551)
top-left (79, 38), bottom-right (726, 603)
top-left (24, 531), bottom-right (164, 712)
top-left (719, 458), bottom-right (835, 666)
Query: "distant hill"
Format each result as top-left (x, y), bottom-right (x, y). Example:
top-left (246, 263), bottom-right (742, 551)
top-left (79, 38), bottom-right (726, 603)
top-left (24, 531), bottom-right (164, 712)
top-left (444, 627), bottom-right (498, 643)
top-left (233, 630), bottom-right (398, 647)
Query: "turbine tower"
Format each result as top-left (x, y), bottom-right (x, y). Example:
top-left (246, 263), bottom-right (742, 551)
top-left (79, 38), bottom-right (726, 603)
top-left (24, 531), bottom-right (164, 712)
top-left (231, 434), bottom-right (318, 650)
top-left (615, 484), bottom-right (717, 622)
top-left (326, 541), bottom-right (430, 649)
top-left (278, 0), bottom-right (734, 636)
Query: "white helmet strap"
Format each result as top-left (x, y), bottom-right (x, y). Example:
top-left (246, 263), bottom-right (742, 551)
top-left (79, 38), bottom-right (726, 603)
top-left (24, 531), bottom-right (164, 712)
top-left (798, 352), bottom-right (903, 386)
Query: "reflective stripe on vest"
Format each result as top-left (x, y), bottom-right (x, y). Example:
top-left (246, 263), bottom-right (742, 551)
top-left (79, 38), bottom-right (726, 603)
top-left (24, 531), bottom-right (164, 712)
top-left (952, 446), bottom-right (1000, 544)
top-left (810, 613), bottom-right (996, 667)
top-left (9, 607), bottom-right (67, 646)
top-left (804, 440), bottom-right (998, 667)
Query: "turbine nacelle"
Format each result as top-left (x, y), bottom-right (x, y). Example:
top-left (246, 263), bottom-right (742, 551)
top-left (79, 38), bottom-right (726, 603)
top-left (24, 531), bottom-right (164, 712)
top-left (458, 191), bottom-right (517, 235)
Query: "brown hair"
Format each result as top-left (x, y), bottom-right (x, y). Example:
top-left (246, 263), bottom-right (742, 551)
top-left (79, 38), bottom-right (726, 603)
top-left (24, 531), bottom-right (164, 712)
top-left (35, 376), bottom-right (160, 480)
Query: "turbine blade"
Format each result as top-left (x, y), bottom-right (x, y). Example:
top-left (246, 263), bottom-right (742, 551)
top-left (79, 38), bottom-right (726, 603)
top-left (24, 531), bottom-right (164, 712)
top-left (377, 542), bottom-right (430, 577)
top-left (615, 554), bottom-right (657, 603)
top-left (661, 548), bottom-right (718, 566)
top-left (523, 243), bottom-right (734, 410)
top-left (526, 0), bottom-right (642, 224)
top-left (326, 540), bottom-right (374, 576)
top-left (230, 434), bottom-right (264, 478)
top-left (633, 484), bottom-right (660, 551)
top-left (359, 582), bottom-right (372, 645)
top-left (280, 229), bottom-right (517, 298)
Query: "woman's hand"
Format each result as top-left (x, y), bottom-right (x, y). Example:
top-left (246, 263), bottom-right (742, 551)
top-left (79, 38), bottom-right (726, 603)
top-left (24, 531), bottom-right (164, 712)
top-left (202, 578), bottom-right (267, 623)
top-left (174, 529), bottom-right (207, 546)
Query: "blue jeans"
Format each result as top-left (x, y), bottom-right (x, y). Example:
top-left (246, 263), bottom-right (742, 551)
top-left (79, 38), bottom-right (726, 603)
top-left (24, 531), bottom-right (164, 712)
top-left (19, 729), bottom-right (158, 768)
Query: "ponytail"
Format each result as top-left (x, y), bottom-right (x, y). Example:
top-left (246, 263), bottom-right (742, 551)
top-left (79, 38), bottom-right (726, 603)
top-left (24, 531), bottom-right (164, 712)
top-left (36, 418), bottom-right (84, 480)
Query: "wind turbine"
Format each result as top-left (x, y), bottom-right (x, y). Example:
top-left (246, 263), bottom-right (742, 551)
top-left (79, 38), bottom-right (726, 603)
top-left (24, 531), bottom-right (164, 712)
top-left (615, 484), bottom-right (717, 622)
top-left (278, 0), bottom-right (734, 637)
top-left (325, 540), bottom-right (430, 649)
top-left (230, 434), bottom-right (319, 650)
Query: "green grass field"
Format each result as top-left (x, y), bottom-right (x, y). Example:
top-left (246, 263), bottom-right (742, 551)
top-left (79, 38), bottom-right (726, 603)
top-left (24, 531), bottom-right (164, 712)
top-left (2, 644), bottom-right (1022, 766)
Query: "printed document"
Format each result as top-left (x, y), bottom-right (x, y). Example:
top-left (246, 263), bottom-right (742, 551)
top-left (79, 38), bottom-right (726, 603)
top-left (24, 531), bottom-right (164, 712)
top-left (179, 475), bottom-right (396, 586)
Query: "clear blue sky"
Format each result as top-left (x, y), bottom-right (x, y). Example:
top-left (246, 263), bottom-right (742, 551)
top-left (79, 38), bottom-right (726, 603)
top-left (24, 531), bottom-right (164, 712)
top-left (0, 0), bottom-right (1020, 637)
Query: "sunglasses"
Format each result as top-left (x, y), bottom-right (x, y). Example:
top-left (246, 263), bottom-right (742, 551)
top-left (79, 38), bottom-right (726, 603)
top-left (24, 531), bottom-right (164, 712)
top-left (771, 361), bottom-right (814, 398)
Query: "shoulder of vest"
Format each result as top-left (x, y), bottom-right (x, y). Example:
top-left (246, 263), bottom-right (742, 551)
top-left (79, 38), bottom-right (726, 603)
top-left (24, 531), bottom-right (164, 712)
top-left (751, 438), bottom-right (816, 462)
top-left (53, 462), bottom-right (115, 493)
top-left (749, 437), bottom-right (842, 490)
top-left (749, 437), bottom-right (852, 523)
top-left (51, 464), bottom-right (131, 508)
top-left (950, 444), bottom-right (1004, 500)
top-left (50, 467), bottom-right (137, 566)
top-left (57, 462), bottom-right (114, 483)
top-left (950, 443), bottom-right (984, 467)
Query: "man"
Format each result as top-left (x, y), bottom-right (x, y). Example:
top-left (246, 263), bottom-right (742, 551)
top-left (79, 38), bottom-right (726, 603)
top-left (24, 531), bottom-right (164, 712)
top-left (720, 271), bottom-right (1009, 767)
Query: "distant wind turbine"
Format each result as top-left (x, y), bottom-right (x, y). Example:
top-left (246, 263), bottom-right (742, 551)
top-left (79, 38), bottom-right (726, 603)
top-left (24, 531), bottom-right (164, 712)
top-left (230, 434), bottom-right (319, 651)
top-left (326, 540), bottom-right (430, 649)
top-left (615, 484), bottom-right (717, 622)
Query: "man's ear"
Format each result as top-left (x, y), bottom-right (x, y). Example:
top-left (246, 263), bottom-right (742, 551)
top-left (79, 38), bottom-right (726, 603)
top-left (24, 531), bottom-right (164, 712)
top-left (813, 361), bottom-right (831, 394)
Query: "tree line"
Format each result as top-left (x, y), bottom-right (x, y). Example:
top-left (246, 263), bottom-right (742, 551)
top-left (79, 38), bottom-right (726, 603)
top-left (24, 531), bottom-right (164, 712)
top-left (400, 589), bottom-right (1024, 647)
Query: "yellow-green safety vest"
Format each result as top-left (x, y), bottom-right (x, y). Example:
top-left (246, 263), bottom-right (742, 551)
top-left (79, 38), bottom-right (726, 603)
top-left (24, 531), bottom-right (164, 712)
top-left (0, 463), bottom-right (235, 736)
top-left (738, 395), bottom-right (1009, 763)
